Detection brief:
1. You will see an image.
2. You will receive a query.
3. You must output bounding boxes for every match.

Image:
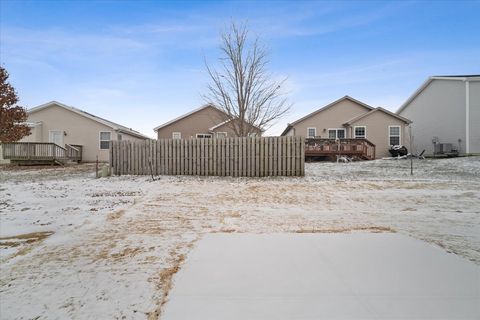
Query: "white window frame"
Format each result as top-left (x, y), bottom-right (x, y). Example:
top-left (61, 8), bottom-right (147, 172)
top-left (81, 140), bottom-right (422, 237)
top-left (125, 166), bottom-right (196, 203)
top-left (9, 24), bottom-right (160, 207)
top-left (354, 126), bottom-right (366, 139)
top-left (388, 125), bottom-right (401, 146)
top-left (216, 132), bottom-right (227, 138)
top-left (195, 133), bottom-right (212, 139)
top-left (328, 128), bottom-right (346, 139)
top-left (172, 132), bottom-right (181, 139)
top-left (307, 127), bottom-right (316, 138)
top-left (99, 131), bottom-right (112, 150)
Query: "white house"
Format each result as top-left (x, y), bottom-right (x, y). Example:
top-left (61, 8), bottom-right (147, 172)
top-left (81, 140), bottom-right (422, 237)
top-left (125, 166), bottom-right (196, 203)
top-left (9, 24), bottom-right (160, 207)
top-left (397, 75), bottom-right (480, 156)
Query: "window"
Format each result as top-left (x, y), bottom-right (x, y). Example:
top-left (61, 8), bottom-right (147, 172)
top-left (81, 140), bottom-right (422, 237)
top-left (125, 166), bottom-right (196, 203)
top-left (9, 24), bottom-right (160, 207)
top-left (172, 132), bottom-right (181, 139)
top-left (328, 128), bottom-right (345, 139)
top-left (216, 132), bottom-right (227, 138)
top-left (117, 134), bottom-right (122, 141)
top-left (99, 131), bottom-right (111, 149)
top-left (354, 126), bottom-right (366, 139)
top-left (196, 133), bottom-right (212, 138)
top-left (307, 127), bottom-right (316, 138)
top-left (389, 126), bottom-right (401, 145)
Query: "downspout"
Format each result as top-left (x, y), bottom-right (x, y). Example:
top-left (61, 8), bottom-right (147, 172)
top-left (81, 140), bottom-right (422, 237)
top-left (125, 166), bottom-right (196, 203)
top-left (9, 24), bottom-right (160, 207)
top-left (466, 80), bottom-right (470, 155)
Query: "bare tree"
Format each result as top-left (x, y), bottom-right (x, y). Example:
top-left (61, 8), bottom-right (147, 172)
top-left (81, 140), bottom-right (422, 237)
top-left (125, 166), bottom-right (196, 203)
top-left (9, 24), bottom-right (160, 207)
top-left (204, 22), bottom-right (291, 136)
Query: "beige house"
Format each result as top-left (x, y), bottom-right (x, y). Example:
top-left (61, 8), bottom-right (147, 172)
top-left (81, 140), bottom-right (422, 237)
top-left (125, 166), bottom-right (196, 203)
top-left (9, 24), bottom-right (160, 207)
top-left (281, 96), bottom-right (412, 158)
top-left (154, 104), bottom-right (262, 139)
top-left (20, 101), bottom-right (149, 162)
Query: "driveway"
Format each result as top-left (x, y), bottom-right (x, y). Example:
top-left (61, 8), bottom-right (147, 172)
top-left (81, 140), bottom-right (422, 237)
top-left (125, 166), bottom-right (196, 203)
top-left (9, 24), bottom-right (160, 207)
top-left (162, 233), bottom-right (480, 320)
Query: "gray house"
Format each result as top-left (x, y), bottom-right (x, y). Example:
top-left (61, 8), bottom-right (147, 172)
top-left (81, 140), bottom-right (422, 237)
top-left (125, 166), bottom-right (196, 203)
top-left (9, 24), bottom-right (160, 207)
top-left (397, 75), bottom-right (480, 156)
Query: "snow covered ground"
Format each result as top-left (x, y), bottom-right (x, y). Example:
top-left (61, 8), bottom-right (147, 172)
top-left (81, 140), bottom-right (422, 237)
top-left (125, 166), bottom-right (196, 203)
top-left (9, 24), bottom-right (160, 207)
top-left (1, 157), bottom-right (479, 319)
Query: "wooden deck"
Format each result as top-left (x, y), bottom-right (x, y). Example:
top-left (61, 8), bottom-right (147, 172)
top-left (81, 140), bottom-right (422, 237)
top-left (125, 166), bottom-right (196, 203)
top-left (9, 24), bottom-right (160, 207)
top-left (1, 142), bottom-right (83, 165)
top-left (305, 138), bottom-right (375, 160)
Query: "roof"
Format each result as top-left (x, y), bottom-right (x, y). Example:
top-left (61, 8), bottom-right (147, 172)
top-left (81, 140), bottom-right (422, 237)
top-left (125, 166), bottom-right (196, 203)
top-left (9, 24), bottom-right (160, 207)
top-left (153, 104), bottom-right (219, 132)
top-left (397, 75), bottom-right (480, 114)
top-left (154, 104), bottom-right (263, 132)
top-left (343, 107), bottom-right (412, 125)
top-left (28, 101), bottom-right (150, 139)
top-left (281, 95), bottom-right (374, 136)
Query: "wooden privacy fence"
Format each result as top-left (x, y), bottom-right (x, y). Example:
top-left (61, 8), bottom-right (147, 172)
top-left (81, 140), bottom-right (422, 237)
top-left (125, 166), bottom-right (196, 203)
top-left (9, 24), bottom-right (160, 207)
top-left (110, 136), bottom-right (305, 177)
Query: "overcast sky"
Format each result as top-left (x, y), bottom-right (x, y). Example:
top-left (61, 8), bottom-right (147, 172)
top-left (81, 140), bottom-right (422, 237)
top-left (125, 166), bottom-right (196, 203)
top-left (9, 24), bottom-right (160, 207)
top-left (1, 0), bottom-right (479, 137)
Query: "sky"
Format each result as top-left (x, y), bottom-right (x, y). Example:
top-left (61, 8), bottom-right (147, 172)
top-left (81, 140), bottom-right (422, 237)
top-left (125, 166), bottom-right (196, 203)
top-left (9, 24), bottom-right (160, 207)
top-left (1, 0), bottom-right (479, 137)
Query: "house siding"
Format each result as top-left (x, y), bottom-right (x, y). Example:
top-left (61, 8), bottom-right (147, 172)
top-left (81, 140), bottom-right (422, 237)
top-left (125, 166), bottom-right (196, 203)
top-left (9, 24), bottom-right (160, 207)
top-left (348, 111), bottom-right (410, 158)
top-left (469, 81), bottom-right (480, 154)
top-left (289, 99), bottom-right (370, 139)
top-left (398, 79), bottom-right (471, 155)
top-left (20, 104), bottom-right (145, 162)
top-left (156, 106), bottom-right (230, 139)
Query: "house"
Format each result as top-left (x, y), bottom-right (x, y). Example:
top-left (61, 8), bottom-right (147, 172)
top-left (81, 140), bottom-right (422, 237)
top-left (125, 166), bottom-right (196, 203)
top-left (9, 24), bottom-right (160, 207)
top-left (18, 101), bottom-right (149, 162)
top-left (281, 96), bottom-right (412, 158)
top-left (154, 104), bottom-right (262, 139)
top-left (397, 75), bottom-right (480, 156)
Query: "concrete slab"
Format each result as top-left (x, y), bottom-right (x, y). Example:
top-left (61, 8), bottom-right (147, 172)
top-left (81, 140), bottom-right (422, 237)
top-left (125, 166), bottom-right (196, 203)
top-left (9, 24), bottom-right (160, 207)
top-left (162, 233), bottom-right (480, 320)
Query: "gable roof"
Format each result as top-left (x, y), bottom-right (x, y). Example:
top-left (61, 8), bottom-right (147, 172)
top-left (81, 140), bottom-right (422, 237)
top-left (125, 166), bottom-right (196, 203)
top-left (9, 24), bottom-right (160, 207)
top-left (28, 101), bottom-right (150, 139)
top-left (153, 104), bottom-right (217, 132)
top-left (154, 104), bottom-right (263, 132)
top-left (397, 75), bottom-right (480, 114)
top-left (343, 107), bottom-right (412, 125)
top-left (281, 95), bottom-right (374, 136)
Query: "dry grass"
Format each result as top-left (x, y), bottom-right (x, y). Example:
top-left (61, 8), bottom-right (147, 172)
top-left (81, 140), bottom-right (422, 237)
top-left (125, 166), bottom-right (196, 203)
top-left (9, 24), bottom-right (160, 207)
top-left (295, 226), bottom-right (395, 234)
top-left (106, 209), bottom-right (125, 221)
top-left (0, 231), bottom-right (54, 247)
top-left (147, 253), bottom-right (187, 320)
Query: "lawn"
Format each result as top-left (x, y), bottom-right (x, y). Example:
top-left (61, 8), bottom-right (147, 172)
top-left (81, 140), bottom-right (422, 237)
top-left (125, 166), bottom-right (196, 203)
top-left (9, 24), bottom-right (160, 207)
top-left (1, 157), bottom-right (479, 319)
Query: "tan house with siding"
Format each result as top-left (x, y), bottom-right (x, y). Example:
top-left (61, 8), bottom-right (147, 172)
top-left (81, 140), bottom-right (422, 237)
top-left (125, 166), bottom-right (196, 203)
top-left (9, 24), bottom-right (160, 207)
top-left (20, 101), bottom-right (149, 162)
top-left (281, 96), bottom-right (412, 158)
top-left (154, 104), bottom-right (262, 139)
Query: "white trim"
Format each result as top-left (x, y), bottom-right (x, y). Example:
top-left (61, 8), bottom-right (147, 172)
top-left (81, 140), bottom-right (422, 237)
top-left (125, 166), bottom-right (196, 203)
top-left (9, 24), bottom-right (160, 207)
top-left (99, 131), bottom-right (112, 150)
top-left (327, 128), bottom-right (346, 139)
top-left (397, 76), bottom-right (480, 114)
top-left (209, 119), bottom-right (233, 131)
top-left (172, 132), bottom-right (181, 139)
top-left (216, 132), bottom-right (228, 138)
top-left (353, 126), bottom-right (366, 139)
top-left (466, 80), bottom-right (470, 154)
top-left (195, 133), bottom-right (212, 138)
top-left (306, 127), bottom-right (316, 138)
top-left (388, 125), bottom-right (401, 146)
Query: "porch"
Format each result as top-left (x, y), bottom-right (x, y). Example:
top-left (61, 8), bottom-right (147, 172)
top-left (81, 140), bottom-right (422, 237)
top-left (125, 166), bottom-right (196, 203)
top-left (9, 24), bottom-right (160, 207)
top-left (0, 142), bottom-right (83, 165)
top-left (305, 138), bottom-right (376, 160)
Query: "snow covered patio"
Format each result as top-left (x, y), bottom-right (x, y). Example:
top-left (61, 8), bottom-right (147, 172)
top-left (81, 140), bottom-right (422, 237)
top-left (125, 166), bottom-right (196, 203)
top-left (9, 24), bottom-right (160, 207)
top-left (1, 157), bottom-right (479, 319)
top-left (163, 233), bottom-right (480, 320)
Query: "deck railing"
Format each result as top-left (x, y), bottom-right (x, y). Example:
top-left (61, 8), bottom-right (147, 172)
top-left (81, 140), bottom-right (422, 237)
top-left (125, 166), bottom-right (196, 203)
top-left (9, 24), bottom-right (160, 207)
top-left (66, 144), bottom-right (82, 162)
top-left (305, 138), bottom-right (376, 160)
top-left (0, 142), bottom-right (83, 163)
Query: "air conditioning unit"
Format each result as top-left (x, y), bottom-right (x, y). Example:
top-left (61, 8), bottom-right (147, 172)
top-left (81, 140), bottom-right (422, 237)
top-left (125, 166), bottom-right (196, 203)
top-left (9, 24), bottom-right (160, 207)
top-left (434, 143), bottom-right (453, 154)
